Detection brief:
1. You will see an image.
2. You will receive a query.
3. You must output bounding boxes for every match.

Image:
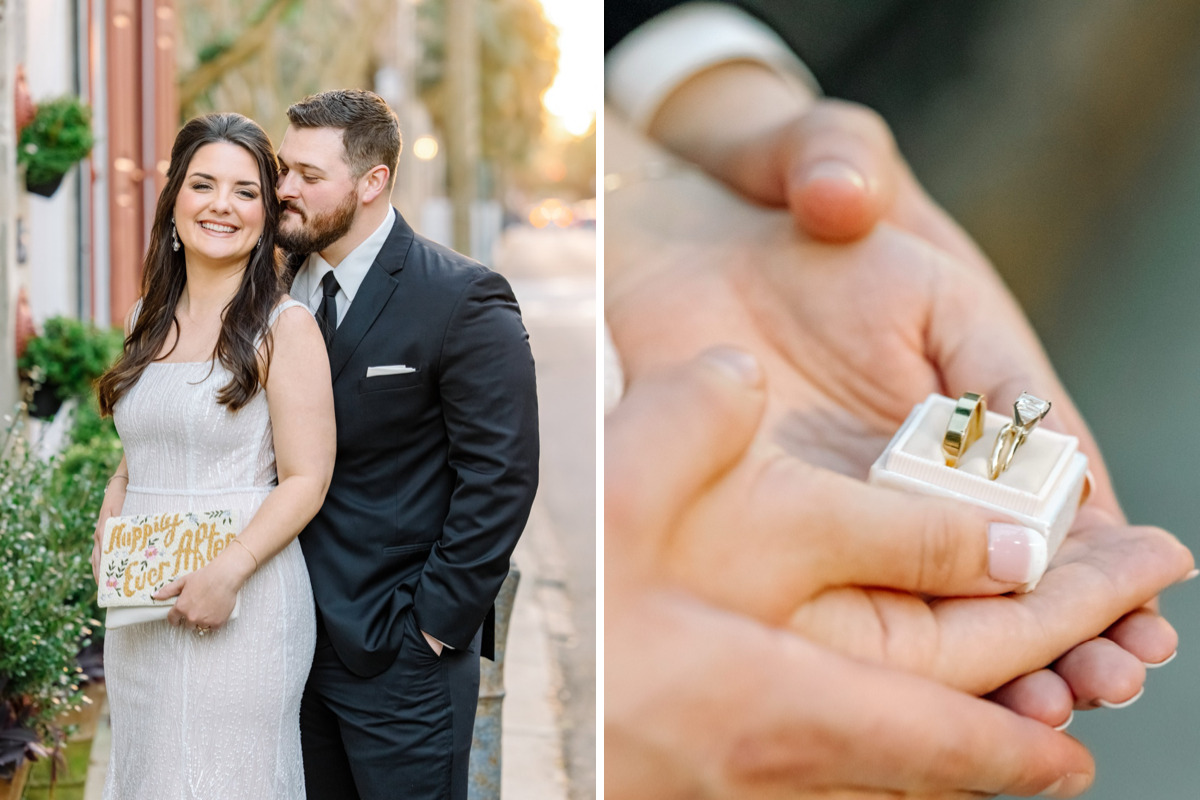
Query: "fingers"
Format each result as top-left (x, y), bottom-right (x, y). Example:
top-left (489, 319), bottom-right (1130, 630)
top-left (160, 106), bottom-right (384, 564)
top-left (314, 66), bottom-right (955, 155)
top-left (607, 590), bottom-right (1094, 799)
top-left (605, 347), bottom-right (766, 572)
top-left (1054, 637), bottom-right (1146, 709)
top-left (1104, 605), bottom-right (1179, 667)
top-left (674, 455), bottom-right (1044, 622)
top-left (925, 521), bottom-right (1192, 695)
top-left (779, 100), bottom-right (901, 242)
top-left (988, 670), bottom-right (1075, 730)
top-left (726, 613), bottom-right (1094, 797)
top-left (154, 576), bottom-right (185, 602)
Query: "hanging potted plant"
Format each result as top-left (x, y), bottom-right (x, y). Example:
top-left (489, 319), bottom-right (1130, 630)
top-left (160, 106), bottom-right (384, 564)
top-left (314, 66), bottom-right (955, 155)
top-left (17, 96), bottom-right (94, 198)
top-left (17, 317), bottom-right (123, 419)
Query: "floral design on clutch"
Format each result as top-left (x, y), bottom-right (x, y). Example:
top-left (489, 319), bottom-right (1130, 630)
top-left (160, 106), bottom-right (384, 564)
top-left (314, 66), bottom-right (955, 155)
top-left (98, 509), bottom-right (239, 608)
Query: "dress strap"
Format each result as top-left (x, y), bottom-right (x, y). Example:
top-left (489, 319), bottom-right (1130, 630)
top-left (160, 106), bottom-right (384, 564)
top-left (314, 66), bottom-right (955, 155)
top-left (256, 299), bottom-right (312, 348)
top-left (267, 298), bottom-right (311, 327)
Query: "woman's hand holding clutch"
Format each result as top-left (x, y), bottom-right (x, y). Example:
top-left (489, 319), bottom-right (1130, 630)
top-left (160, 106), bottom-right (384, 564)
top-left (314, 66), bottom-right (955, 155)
top-left (153, 542), bottom-right (257, 632)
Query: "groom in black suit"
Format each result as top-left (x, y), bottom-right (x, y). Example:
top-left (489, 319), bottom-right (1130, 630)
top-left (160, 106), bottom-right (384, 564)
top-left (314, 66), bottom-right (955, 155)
top-left (276, 89), bottom-right (539, 800)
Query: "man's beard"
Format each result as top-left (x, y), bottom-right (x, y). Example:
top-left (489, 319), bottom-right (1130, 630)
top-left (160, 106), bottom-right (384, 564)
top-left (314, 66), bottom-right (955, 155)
top-left (277, 189), bottom-right (358, 254)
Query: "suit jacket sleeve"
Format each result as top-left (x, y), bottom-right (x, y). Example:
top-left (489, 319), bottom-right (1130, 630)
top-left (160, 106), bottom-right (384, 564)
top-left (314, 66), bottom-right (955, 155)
top-left (412, 268), bottom-right (539, 650)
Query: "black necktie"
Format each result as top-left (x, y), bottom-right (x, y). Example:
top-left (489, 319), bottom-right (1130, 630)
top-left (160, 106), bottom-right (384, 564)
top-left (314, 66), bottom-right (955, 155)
top-left (315, 271), bottom-right (339, 349)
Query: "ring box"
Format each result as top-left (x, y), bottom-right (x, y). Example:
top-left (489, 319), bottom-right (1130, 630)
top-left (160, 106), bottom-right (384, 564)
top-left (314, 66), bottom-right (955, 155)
top-left (868, 393), bottom-right (1089, 592)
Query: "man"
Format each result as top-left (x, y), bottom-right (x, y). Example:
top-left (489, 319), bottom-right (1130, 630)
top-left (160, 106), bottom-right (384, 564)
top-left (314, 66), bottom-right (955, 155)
top-left (276, 89), bottom-right (539, 800)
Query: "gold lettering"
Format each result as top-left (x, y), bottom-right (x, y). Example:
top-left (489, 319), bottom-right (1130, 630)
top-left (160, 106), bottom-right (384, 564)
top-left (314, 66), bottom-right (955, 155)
top-left (172, 528), bottom-right (203, 574)
top-left (104, 523), bottom-right (127, 554)
top-left (121, 560), bottom-right (137, 598)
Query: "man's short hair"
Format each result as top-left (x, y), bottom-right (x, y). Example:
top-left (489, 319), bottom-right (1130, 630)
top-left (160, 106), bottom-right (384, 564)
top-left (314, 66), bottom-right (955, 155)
top-left (286, 89), bottom-right (401, 188)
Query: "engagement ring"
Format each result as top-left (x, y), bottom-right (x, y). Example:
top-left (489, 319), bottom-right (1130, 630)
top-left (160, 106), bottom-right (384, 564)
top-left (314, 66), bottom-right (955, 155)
top-left (988, 392), bottom-right (1051, 480)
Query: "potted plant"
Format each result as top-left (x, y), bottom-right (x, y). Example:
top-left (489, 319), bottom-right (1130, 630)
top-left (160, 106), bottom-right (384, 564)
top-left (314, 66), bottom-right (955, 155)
top-left (17, 317), bottom-right (123, 419)
top-left (17, 96), bottom-right (94, 198)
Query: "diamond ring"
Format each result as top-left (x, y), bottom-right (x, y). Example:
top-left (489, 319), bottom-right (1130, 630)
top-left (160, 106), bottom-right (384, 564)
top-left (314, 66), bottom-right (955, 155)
top-left (194, 626), bottom-right (211, 637)
top-left (943, 392), bottom-right (987, 468)
top-left (988, 392), bottom-right (1052, 480)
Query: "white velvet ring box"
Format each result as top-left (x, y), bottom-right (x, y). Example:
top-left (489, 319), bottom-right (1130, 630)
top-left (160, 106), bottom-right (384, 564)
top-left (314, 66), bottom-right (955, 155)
top-left (868, 393), bottom-right (1089, 592)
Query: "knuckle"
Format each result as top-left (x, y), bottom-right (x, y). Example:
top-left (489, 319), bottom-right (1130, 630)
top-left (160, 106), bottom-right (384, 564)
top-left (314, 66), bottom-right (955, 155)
top-left (914, 504), bottom-right (970, 590)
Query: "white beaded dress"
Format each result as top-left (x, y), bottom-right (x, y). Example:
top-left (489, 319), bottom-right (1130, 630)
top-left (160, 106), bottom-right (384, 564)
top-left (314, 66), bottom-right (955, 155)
top-left (102, 300), bottom-right (316, 800)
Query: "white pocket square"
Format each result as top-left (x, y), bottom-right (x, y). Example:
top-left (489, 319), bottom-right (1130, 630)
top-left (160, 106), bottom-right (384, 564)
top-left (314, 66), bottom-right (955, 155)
top-left (366, 365), bottom-right (417, 377)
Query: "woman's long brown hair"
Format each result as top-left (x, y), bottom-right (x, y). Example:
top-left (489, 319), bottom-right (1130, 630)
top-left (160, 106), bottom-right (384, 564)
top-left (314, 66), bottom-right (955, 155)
top-left (97, 113), bottom-right (285, 415)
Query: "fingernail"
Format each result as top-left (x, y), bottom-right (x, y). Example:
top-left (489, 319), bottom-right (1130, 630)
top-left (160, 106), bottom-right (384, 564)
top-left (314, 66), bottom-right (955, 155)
top-left (800, 159), bottom-right (867, 192)
top-left (987, 523), bottom-right (1047, 585)
top-left (702, 347), bottom-right (762, 387)
top-left (1183, 568), bottom-right (1199, 582)
top-left (1144, 650), bottom-right (1177, 669)
top-left (1052, 710), bottom-right (1073, 731)
top-left (1039, 773), bottom-right (1091, 798)
top-left (1098, 687), bottom-right (1144, 710)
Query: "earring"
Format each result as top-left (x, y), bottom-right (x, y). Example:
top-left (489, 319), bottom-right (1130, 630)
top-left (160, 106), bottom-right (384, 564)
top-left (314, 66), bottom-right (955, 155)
top-left (256, 234), bottom-right (262, 248)
top-left (171, 219), bottom-right (180, 252)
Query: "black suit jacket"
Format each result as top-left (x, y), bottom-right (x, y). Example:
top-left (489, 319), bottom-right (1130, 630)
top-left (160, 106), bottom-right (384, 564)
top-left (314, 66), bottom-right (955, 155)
top-left (293, 210), bottom-right (539, 678)
top-left (606, 1), bottom-right (986, 103)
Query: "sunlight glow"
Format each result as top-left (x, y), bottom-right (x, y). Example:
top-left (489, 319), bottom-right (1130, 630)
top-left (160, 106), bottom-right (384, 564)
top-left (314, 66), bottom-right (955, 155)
top-left (538, 0), bottom-right (599, 138)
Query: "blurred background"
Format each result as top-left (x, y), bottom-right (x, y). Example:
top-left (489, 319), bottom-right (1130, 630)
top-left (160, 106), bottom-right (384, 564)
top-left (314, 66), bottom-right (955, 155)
top-left (0, 1), bottom-right (596, 798)
top-left (768, 1), bottom-right (1200, 796)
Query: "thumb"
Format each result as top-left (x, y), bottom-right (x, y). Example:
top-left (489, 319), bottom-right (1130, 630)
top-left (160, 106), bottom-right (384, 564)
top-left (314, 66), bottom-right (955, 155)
top-left (153, 576), bottom-right (186, 601)
top-left (675, 456), bottom-right (1046, 623)
top-left (606, 347), bottom-right (766, 567)
top-left (812, 475), bottom-right (1048, 596)
top-left (779, 99), bottom-right (901, 242)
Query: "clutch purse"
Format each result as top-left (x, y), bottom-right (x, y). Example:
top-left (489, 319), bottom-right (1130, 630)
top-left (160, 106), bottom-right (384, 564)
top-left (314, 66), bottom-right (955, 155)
top-left (99, 509), bottom-right (241, 628)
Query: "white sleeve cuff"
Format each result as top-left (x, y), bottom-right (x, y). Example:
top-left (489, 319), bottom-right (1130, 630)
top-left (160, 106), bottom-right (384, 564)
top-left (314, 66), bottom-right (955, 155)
top-left (605, 1), bottom-right (820, 130)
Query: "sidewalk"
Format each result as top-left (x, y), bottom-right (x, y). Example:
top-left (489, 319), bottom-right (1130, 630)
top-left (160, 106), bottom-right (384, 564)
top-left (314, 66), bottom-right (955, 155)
top-left (83, 500), bottom-right (570, 799)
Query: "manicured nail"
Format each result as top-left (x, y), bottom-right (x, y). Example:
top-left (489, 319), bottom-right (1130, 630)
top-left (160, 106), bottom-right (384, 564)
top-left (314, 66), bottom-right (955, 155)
top-left (1039, 773), bottom-right (1091, 798)
top-left (801, 160), bottom-right (867, 193)
top-left (1183, 568), bottom-right (1199, 582)
top-left (1144, 651), bottom-right (1177, 669)
top-left (987, 523), bottom-right (1047, 585)
top-left (702, 347), bottom-right (762, 387)
top-left (1098, 687), bottom-right (1144, 710)
top-left (1052, 710), bottom-right (1074, 731)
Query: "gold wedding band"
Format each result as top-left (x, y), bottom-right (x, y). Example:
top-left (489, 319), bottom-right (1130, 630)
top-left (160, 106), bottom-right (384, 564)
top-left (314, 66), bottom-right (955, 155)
top-left (988, 392), bottom-right (1052, 480)
top-left (943, 392), bottom-right (987, 468)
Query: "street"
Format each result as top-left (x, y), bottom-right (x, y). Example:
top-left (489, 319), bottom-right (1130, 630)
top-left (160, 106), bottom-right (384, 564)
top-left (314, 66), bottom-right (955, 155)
top-left (496, 225), bottom-right (597, 800)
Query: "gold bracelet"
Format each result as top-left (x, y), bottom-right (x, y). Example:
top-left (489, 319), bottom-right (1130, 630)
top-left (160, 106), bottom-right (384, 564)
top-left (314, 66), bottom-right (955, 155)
top-left (229, 537), bottom-right (260, 571)
top-left (106, 474), bottom-right (129, 490)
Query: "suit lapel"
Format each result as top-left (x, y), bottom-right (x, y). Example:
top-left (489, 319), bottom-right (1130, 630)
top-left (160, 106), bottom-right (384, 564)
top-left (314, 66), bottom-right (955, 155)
top-left (326, 211), bottom-right (415, 382)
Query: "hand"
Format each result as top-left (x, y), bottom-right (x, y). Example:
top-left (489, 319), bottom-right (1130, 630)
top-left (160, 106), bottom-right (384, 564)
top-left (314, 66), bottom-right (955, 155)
top-left (92, 477), bottom-right (127, 584)
top-left (606, 116), bottom-right (1182, 713)
top-left (611, 350), bottom-right (1192, 713)
top-left (154, 548), bottom-right (254, 631)
top-left (606, 352), bottom-right (1102, 798)
top-left (421, 630), bottom-right (445, 656)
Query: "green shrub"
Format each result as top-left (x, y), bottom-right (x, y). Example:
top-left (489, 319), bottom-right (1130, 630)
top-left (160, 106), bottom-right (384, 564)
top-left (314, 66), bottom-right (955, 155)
top-left (0, 417), bottom-right (93, 778)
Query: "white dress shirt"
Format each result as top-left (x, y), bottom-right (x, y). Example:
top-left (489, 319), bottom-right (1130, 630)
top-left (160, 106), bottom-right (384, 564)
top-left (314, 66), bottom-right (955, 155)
top-left (290, 207), bottom-right (396, 325)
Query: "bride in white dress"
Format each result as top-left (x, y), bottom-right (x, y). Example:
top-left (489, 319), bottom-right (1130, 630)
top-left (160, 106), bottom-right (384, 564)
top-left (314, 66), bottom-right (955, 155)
top-left (91, 113), bottom-right (334, 799)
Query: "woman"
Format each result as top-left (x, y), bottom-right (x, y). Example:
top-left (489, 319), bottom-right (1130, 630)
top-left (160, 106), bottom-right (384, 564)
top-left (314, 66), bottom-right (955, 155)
top-left (92, 113), bottom-right (334, 798)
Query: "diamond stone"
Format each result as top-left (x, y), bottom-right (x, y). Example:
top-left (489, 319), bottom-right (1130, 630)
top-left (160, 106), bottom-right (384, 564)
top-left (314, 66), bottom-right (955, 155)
top-left (1013, 392), bottom-right (1051, 427)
